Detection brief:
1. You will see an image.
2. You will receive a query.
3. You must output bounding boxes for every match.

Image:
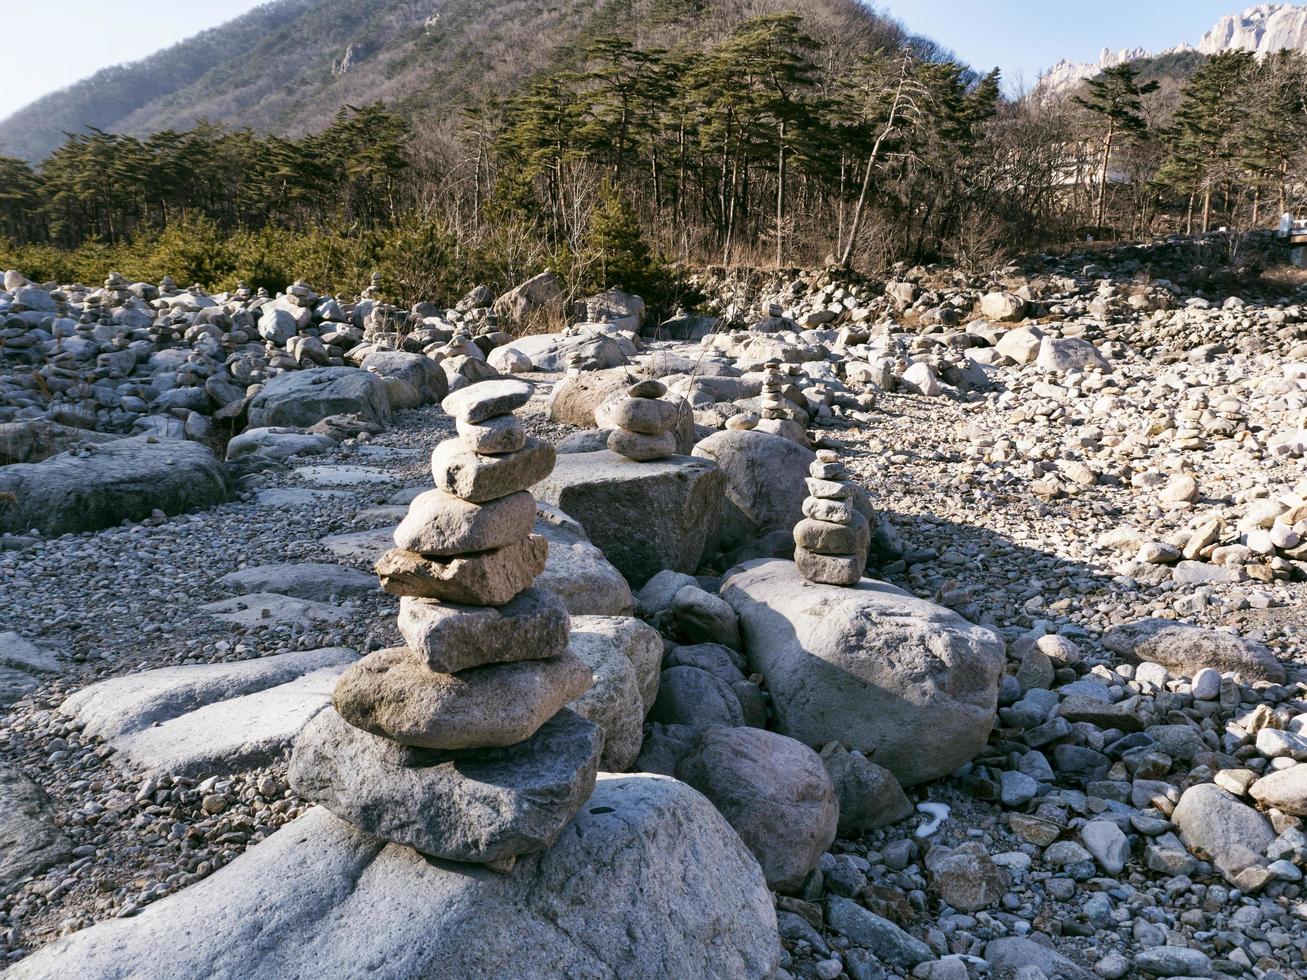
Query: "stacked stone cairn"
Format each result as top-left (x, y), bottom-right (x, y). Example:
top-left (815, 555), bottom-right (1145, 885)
top-left (793, 450), bottom-right (870, 586)
top-left (288, 378), bottom-right (604, 872)
top-left (759, 360), bottom-right (789, 420)
top-left (607, 378), bottom-right (679, 461)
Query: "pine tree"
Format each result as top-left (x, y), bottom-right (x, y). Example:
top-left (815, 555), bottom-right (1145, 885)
top-left (1074, 64), bottom-right (1158, 234)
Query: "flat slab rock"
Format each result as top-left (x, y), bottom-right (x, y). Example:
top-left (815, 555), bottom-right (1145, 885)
top-left (253, 487), bottom-right (351, 508)
top-left (0, 767), bottom-right (72, 898)
top-left (217, 563), bottom-right (377, 601)
top-left (532, 449), bottom-right (724, 588)
top-left (294, 464), bottom-right (396, 487)
top-left (8, 775), bottom-right (777, 980)
top-left (62, 647), bottom-right (357, 777)
top-left (320, 526), bottom-right (398, 563)
top-left (199, 593), bottom-right (356, 628)
top-left (0, 633), bottom-right (64, 709)
top-left (0, 436), bottom-right (229, 536)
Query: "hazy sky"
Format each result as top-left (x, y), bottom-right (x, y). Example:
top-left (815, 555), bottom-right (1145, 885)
top-left (0, 0), bottom-right (1278, 120)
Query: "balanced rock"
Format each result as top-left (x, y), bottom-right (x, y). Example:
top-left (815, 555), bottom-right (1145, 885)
top-left (375, 535), bottom-right (547, 605)
top-left (396, 588), bottom-right (570, 673)
top-left (289, 708), bottom-right (602, 864)
top-left (332, 646), bottom-right (592, 750)
top-left (392, 489), bottom-right (537, 557)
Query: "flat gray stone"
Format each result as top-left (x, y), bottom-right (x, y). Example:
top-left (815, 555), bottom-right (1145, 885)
top-left (253, 488), bottom-right (351, 508)
top-left (321, 526), bottom-right (397, 562)
top-left (113, 666), bottom-right (347, 777)
top-left (289, 708), bottom-right (602, 864)
top-left (0, 632), bottom-right (63, 675)
top-left (295, 465), bottom-right (394, 487)
top-left (199, 593), bottom-right (355, 628)
top-left (0, 767), bottom-right (72, 898)
top-left (62, 647), bottom-right (357, 744)
top-left (7, 776), bottom-right (778, 980)
top-left (217, 563), bottom-right (377, 601)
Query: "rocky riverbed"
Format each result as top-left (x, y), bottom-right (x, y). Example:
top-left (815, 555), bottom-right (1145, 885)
top-left (2, 234), bottom-right (1307, 979)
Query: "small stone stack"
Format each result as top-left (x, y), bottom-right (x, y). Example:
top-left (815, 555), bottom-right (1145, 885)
top-left (607, 379), bottom-right (679, 461)
top-left (289, 378), bottom-right (603, 871)
top-left (793, 450), bottom-right (870, 586)
top-left (759, 361), bottom-right (789, 420)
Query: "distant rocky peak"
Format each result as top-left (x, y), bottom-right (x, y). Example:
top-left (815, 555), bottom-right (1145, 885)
top-left (1037, 2), bottom-right (1307, 94)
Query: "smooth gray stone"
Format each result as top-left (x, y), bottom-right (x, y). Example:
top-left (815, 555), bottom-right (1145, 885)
top-left (62, 647), bottom-right (358, 742)
top-left (246, 367), bottom-right (390, 429)
top-left (531, 505), bottom-right (634, 616)
top-left (217, 562), bottom-right (377, 601)
top-left (0, 437), bottom-right (229, 535)
top-left (721, 559), bottom-right (1003, 786)
top-left (288, 708), bottom-right (602, 864)
top-left (0, 767), bottom-right (72, 898)
top-left (7, 776), bottom-right (778, 980)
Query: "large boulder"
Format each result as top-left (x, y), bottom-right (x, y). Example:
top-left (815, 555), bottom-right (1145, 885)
top-left (546, 369), bottom-right (634, 428)
top-left (1035, 336), bottom-right (1110, 374)
top-left (533, 450), bottom-right (724, 588)
top-left (567, 615), bottom-right (662, 770)
top-left (7, 776), bottom-right (779, 980)
top-left (692, 429), bottom-right (815, 554)
top-left (721, 559), bottom-right (1004, 785)
top-left (361, 351), bottom-right (448, 405)
top-left (247, 367), bottom-right (390, 429)
top-left (493, 271), bottom-right (566, 325)
top-left (0, 420), bottom-right (120, 466)
top-left (1103, 619), bottom-right (1285, 683)
top-left (675, 726), bottom-right (838, 892)
top-left (532, 504), bottom-right (634, 616)
top-left (0, 437), bottom-right (229, 536)
top-left (979, 291), bottom-right (1026, 322)
top-left (1172, 782), bottom-right (1275, 880)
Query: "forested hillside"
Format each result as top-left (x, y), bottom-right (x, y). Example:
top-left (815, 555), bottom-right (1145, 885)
top-left (0, 0), bottom-right (899, 163)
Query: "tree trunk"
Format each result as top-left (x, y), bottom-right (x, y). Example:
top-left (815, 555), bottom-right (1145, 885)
top-left (1094, 120), bottom-right (1114, 235)
top-left (775, 119), bottom-right (786, 270)
top-left (841, 71), bottom-right (908, 268)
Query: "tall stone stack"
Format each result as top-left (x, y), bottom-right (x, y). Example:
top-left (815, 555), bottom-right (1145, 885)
top-left (607, 378), bottom-right (678, 461)
top-left (793, 450), bottom-right (870, 586)
top-left (289, 379), bottom-right (604, 872)
top-left (759, 360), bottom-right (789, 421)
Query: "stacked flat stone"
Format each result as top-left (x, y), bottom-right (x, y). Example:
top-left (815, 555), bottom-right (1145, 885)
top-left (289, 378), bottom-right (603, 872)
top-left (759, 361), bottom-right (789, 420)
top-left (793, 450), bottom-right (870, 586)
top-left (607, 378), bottom-right (679, 461)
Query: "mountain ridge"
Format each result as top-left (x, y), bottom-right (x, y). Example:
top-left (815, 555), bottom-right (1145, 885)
top-left (1038, 2), bottom-right (1307, 92)
top-left (0, 0), bottom-right (907, 163)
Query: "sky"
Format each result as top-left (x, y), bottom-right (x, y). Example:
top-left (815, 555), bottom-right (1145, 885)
top-left (0, 0), bottom-right (1283, 119)
top-left (883, 0), bottom-right (1249, 92)
top-left (0, 0), bottom-right (267, 119)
